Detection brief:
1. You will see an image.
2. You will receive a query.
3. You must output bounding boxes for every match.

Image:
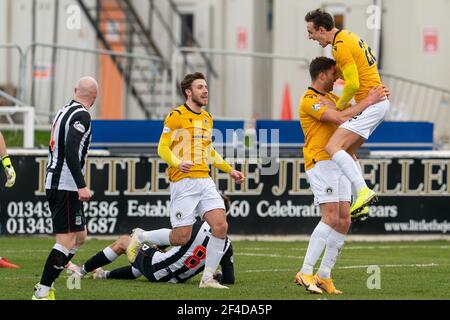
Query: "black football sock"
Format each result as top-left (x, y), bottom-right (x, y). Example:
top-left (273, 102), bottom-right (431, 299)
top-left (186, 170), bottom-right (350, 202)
top-left (67, 245), bottom-right (80, 263)
top-left (83, 247), bottom-right (118, 272)
top-left (107, 266), bottom-right (138, 280)
top-left (67, 253), bottom-right (75, 262)
top-left (39, 243), bottom-right (70, 287)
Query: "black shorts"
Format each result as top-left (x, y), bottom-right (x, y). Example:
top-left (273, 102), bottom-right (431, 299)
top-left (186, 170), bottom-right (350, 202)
top-left (132, 244), bottom-right (158, 282)
top-left (46, 189), bottom-right (86, 234)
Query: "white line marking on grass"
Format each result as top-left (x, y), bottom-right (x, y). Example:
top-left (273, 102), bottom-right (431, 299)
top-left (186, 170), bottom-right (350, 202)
top-left (243, 263), bottom-right (439, 273)
top-left (344, 245), bottom-right (450, 250)
top-left (239, 245), bottom-right (450, 251)
top-left (0, 250), bottom-right (52, 253)
top-left (243, 268), bottom-right (294, 273)
top-left (336, 263), bottom-right (439, 269)
top-left (235, 253), bottom-right (303, 259)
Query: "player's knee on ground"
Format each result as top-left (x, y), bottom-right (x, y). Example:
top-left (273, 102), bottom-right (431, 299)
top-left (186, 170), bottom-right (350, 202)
top-left (171, 228), bottom-right (192, 246)
top-left (115, 235), bottom-right (130, 253)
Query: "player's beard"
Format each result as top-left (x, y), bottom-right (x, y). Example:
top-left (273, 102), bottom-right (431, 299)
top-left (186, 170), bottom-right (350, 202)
top-left (325, 80), bottom-right (334, 93)
top-left (192, 94), bottom-right (208, 107)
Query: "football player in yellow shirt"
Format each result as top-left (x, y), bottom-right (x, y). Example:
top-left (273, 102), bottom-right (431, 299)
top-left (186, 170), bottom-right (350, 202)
top-left (305, 9), bottom-right (390, 215)
top-left (127, 72), bottom-right (245, 289)
top-left (294, 57), bottom-right (387, 294)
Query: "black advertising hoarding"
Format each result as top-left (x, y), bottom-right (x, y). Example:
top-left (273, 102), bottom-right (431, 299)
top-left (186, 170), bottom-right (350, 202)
top-left (1, 153), bottom-right (450, 235)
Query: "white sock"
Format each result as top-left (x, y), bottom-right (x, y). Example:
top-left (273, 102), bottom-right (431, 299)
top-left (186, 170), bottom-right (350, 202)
top-left (318, 230), bottom-right (346, 279)
top-left (35, 284), bottom-right (51, 299)
top-left (69, 246), bottom-right (79, 256)
top-left (300, 221), bottom-right (334, 275)
top-left (131, 267), bottom-right (142, 278)
top-left (351, 160), bottom-right (363, 202)
top-left (103, 247), bottom-right (119, 261)
top-left (203, 235), bottom-right (226, 280)
top-left (54, 243), bottom-right (70, 256)
top-left (332, 150), bottom-right (367, 191)
top-left (139, 229), bottom-right (171, 246)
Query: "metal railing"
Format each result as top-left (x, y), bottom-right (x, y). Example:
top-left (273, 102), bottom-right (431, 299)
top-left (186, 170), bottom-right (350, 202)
top-left (22, 43), bottom-right (166, 122)
top-left (0, 106), bottom-right (35, 148)
top-left (171, 47), bottom-right (310, 119)
top-left (3, 42), bottom-right (450, 149)
top-left (381, 71), bottom-right (450, 146)
top-left (0, 44), bottom-right (26, 102)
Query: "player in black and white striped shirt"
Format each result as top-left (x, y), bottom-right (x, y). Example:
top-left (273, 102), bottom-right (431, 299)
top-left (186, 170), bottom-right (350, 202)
top-left (71, 220), bottom-right (234, 285)
top-left (69, 196), bottom-right (235, 285)
top-left (33, 76), bottom-right (98, 300)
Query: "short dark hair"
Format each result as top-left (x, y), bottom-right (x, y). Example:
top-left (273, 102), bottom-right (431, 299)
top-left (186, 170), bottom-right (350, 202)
top-left (180, 72), bottom-right (206, 99)
top-left (309, 57), bottom-right (336, 81)
top-left (305, 9), bottom-right (335, 31)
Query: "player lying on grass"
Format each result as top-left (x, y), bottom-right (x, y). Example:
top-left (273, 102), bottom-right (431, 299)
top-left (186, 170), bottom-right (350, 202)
top-left (295, 57), bottom-right (387, 295)
top-left (67, 196), bottom-right (234, 286)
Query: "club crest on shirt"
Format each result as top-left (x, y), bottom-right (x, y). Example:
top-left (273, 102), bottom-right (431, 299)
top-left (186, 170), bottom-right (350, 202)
top-left (312, 103), bottom-right (322, 112)
top-left (73, 121), bottom-right (86, 133)
top-left (176, 211), bottom-right (183, 220)
top-left (163, 126), bottom-right (171, 133)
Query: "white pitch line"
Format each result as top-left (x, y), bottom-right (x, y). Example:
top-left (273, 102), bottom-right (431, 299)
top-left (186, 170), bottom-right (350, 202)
top-left (2, 245), bottom-right (449, 254)
top-left (243, 263), bottom-right (440, 273)
top-left (1, 275), bottom-right (71, 281)
top-left (238, 245), bottom-right (450, 251)
top-left (0, 250), bottom-right (61, 254)
top-left (235, 252), bottom-right (303, 259)
top-left (2, 264), bottom-right (440, 279)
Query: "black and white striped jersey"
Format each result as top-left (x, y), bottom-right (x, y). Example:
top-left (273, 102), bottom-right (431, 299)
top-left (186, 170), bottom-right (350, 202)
top-left (147, 221), bottom-right (232, 283)
top-left (45, 100), bottom-right (92, 191)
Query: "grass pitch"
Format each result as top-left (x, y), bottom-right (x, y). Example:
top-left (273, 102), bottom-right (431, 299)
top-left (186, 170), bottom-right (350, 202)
top-left (1, 237), bottom-right (449, 300)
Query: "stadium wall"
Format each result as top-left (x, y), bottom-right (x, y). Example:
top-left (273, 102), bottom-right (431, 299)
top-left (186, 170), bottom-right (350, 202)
top-left (0, 0), bottom-right (449, 123)
top-left (0, 0), bottom-right (8, 85)
top-left (272, 0), bottom-right (450, 120)
top-left (382, 0), bottom-right (450, 89)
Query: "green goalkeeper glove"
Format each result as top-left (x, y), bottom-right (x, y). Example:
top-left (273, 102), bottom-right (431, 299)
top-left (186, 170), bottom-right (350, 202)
top-left (1, 155), bottom-right (16, 188)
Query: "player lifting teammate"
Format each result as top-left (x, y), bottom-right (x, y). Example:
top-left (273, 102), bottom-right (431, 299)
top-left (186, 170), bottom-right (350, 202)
top-left (295, 57), bottom-right (387, 294)
top-left (305, 9), bottom-right (390, 219)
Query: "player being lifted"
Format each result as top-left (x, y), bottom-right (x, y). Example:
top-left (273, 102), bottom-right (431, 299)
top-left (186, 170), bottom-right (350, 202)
top-left (296, 57), bottom-right (387, 294)
top-left (305, 9), bottom-right (390, 219)
top-left (126, 72), bottom-right (245, 289)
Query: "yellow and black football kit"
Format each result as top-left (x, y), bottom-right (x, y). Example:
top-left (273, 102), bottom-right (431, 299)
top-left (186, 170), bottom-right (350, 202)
top-left (158, 104), bottom-right (233, 182)
top-left (332, 29), bottom-right (383, 109)
top-left (299, 87), bottom-right (341, 171)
